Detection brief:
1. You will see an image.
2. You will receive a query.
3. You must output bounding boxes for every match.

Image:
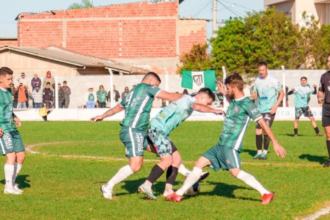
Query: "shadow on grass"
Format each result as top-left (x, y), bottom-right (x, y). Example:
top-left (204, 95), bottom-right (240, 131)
top-left (0, 175), bottom-right (31, 189)
top-left (241, 149), bottom-right (257, 157)
top-left (200, 181), bottom-right (259, 202)
top-left (299, 154), bottom-right (327, 164)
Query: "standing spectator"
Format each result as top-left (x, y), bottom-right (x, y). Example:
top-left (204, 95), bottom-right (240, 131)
top-left (32, 86), bottom-right (43, 109)
top-left (183, 89), bottom-right (189, 95)
top-left (15, 83), bottom-right (28, 109)
top-left (10, 83), bottom-right (17, 108)
top-left (121, 87), bottom-right (129, 101)
top-left (57, 83), bottom-right (65, 108)
top-left (107, 85), bottom-right (120, 105)
top-left (97, 85), bottom-right (107, 108)
top-left (85, 88), bottom-right (97, 108)
top-left (43, 71), bottom-right (55, 91)
top-left (43, 82), bottom-right (53, 108)
top-left (16, 72), bottom-right (28, 87)
top-left (31, 74), bottom-right (42, 91)
top-left (62, 81), bottom-right (71, 108)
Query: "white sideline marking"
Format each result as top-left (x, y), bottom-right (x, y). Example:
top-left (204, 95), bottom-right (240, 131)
top-left (300, 207), bottom-right (330, 220)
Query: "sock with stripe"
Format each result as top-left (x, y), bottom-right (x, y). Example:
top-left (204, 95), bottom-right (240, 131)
top-left (178, 164), bottom-right (191, 177)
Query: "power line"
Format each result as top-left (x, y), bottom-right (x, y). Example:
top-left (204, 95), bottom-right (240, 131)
top-left (181, 1), bottom-right (210, 15)
top-left (217, 0), bottom-right (243, 17)
top-left (219, 0), bottom-right (254, 11)
top-left (194, 0), bottom-right (212, 18)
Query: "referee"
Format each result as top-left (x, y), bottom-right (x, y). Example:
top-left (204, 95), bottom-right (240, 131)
top-left (317, 54), bottom-right (330, 167)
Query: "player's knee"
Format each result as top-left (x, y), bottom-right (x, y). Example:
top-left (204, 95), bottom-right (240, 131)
top-left (229, 169), bottom-right (240, 178)
top-left (131, 164), bottom-right (143, 173)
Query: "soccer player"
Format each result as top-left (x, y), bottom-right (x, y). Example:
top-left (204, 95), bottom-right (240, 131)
top-left (166, 73), bottom-right (286, 204)
top-left (288, 77), bottom-right (323, 137)
top-left (250, 62), bottom-right (284, 160)
top-left (91, 72), bottom-right (182, 200)
top-left (317, 54), bottom-right (330, 167)
top-left (138, 88), bottom-right (225, 200)
top-left (0, 67), bottom-right (26, 194)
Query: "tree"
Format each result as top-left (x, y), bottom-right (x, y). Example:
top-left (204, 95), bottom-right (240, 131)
top-left (68, 0), bottom-right (94, 9)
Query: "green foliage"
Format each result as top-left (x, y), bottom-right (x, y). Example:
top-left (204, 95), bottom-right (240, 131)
top-left (68, 0), bottom-right (94, 9)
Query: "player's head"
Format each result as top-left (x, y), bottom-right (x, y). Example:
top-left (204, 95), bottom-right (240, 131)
top-left (225, 72), bottom-right (244, 99)
top-left (195, 88), bottom-right (215, 105)
top-left (258, 61), bottom-right (268, 79)
top-left (0, 67), bottom-right (14, 89)
top-left (142, 72), bottom-right (161, 87)
top-left (300, 76), bottom-right (308, 86)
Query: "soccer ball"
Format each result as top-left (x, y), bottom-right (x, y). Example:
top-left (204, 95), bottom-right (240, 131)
top-left (185, 181), bottom-right (200, 196)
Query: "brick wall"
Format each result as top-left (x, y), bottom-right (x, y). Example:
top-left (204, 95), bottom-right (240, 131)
top-left (0, 40), bottom-right (18, 47)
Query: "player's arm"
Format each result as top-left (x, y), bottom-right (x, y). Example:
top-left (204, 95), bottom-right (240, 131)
top-left (12, 113), bottom-right (21, 127)
top-left (312, 84), bottom-right (317, 95)
top-left (156, 91), bottom-right (183, 102)
top-left (190, 103), bottom-right (225, 115)
top-left (249, 92), bottom-right (258, 100)
top-left (270, 89), bottom-right (284, 115)
top-left (318, 81), bottom-right (324, 104)
top-left (0, 128), bottom-right (3, 137)
top-left (217, 81), bottom-right (231, 103)
top-left (257, 118), bottom-right (286, 158)
top-left (91, 104), bottom-right (124, 122)
top-left (287, 88), bottom-right (295, 95)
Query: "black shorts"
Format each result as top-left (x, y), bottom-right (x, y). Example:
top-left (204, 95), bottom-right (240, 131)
top-left (322, 103), bottom-right (330, 127)
top-left (256, 113), bottom-right (276, 129)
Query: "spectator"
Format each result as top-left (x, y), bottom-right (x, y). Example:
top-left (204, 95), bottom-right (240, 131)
top-left (17, 72), bottom-right (28, 87)
top-left (183, 89), bottom-right (189, 95)
top-left (32, 86), bottom-right (43, 108)
top-left (57, 83), bottom-right (65, 108)
top-left (97, 85), bottom-right (107, 108)
top-left (122, 87), bottom-right (129, 100)
top-left (85, 88), bottom-right (97, 108)
top-left (107, 85), bottom-right (120, 105)
top-left (15, 83), bottom-right (28, 109)
top-left (10, 83), bottom-right (17, 108)
top-left (43, 71), bottom-right (55, 91)
top-left (62, 81), bottom-right (71, 108)
top-left (43, 82), bottom-right (53, 108)
top-left (39, 103), bottom-right (53, 122)
top-left (31, 74), bottom-right (42, 90)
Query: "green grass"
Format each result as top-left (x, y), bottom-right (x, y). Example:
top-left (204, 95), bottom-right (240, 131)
top-left (0, 121), bottom-right (329, 219)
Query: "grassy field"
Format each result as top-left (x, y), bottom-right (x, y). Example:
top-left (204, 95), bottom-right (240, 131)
top-left (0, 121), bottom-right (329, 220)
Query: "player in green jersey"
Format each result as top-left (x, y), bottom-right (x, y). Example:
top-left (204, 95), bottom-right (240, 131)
top-left (166, 73), bottom-right (286, 204)
top-left (91, 72), bottom-right (182, 200)
top-left (0, 67), bottom-right (26, 195)
top-left (138, 88), bottom-right (225, 200)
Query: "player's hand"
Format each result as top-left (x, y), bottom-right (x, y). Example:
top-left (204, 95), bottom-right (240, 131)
top-left (0, 128), bottom-right (3, 137)
top-left (270, 105), bottom-right (277, 115)
top-left (318, 97), bottom-right (324, 105)
top-left (291, 88), bottom-right (295, 92)
top-left (273, 142), bottom-right (286, 158)
top-left (217, 81), bottom-right (226, 95)
top-left (14, 117), bottom-right (21, 127)
top-left (91, 115), bottom-right (103, 122)
top-left (313, 84), bottom-right (317, 88)
top-left (214, 109), bottom-right (225, 115)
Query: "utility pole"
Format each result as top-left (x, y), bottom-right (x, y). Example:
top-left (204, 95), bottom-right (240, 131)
top-left (212, 0), bottom-right (217, 38)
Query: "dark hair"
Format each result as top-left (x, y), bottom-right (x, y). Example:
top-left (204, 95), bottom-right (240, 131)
top-left (197, 87), bottom-right (215, 101)
top-left (142, 72), bottom-right (161, 83)
top-left (301, 76), bottom-right (307, 81)
top-left (46, 82), bottom-right (51, 85)
top-left (225, 72), bottom-right (244, 91)
top-left (0, 67), bottom-right (13, 76)
top-left (258, 61), bottom-right (268, 68)
top-left (63, 81), bottom-right (67, 84)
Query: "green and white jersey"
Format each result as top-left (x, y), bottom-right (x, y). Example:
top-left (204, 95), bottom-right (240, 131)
top-left (254, 75), bottom-right (282, 113)
top-left (97, 90), bottom-right (107, 103)
top-left (0, 88), bottom-right (16, 133)
top-left (293, 85), bottom-right (314, 108)
top-left (150, 95), bottom-right (196, 135)
top-left (220, 97), bottom-right (262, 152)
top-left (120, 83), bottom-right (161, 130)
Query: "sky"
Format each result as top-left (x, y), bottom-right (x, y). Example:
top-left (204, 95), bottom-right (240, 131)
top-left (0, 0), bottom-right (264, 39)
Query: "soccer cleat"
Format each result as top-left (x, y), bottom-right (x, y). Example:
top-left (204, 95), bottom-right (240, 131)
top-left (13, 184), bottom-right (23, 194)
top-left (253, 153), bottom-right (261, 159)
top-left (164, 193), bottom-right (183, 202)
top-left (4, 186), bottom-right (22, 195)
top-left (138, 185), bottom-right (157, 200)
top-left (323, 160), bottom-right (330, 168)
top-left (100, 184), bottom-right (113, 200)
top-left (261, 192), bottom-right (274, 204)
top-left (259, 153), bottom-right (268, 160)
top-left (316, 133), bottom-right (324, 137)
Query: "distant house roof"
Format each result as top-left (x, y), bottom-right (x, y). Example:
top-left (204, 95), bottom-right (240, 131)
top-left (0, 38), bottom-right (17, 41)
top-left (180, 17), bottom-right (211, 22)
top-left (0, 46), bottom-right (147, 74)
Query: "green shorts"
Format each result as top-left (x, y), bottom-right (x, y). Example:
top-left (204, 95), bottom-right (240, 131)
top-left (0, 130), bottom-right (25, 156)
top-left (202, 143), bottom-right (241, 171)
top-left (119, 126), bottom-right (149, 158)
top-left (147, 126), bottom-right (175, 157)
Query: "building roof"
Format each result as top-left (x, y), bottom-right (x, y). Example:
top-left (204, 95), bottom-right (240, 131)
top-left (180, 17), bottom-right (211, 22)
top-left (0, 46), bottom-right (147, 74)
top-left (0, 38), bottom-right (17, 41)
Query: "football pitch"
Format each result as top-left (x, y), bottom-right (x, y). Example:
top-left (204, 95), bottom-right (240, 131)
top-left (1, 121), bottom-right (330, 220)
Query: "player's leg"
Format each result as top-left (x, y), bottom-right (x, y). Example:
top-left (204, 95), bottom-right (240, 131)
top-left (294, 119), bottom-right (299, 137)
top-left (306, 106), bottom-right (323, 136)
top-left (11, 131), bottom-right (26, 193)
top-left (164, 149), bottom-right (182, 197)
top-left (254, 114), bottom-right (264, 159)
top-left (323, 126), bottom-right (330, 167)
top-left (260, 114), bottom-right (275, 159)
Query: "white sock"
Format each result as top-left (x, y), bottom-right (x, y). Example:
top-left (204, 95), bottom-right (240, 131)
top-left (4, 164), bottom-right (15, 188)
top-left (263, 150), bottom-right (268, 155)
top-left (106, 165), bottom-right (134, 190)
top-left (176, 167), bottom-right (202, 196)
top-left (178, 164), bottom-right (191, 176)
top-left (257, 150), bottom-right (262, 154)
top-left (12, 163), bottom-right (22, 187)
top-left (237, 170), bottom-right (270, 195)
